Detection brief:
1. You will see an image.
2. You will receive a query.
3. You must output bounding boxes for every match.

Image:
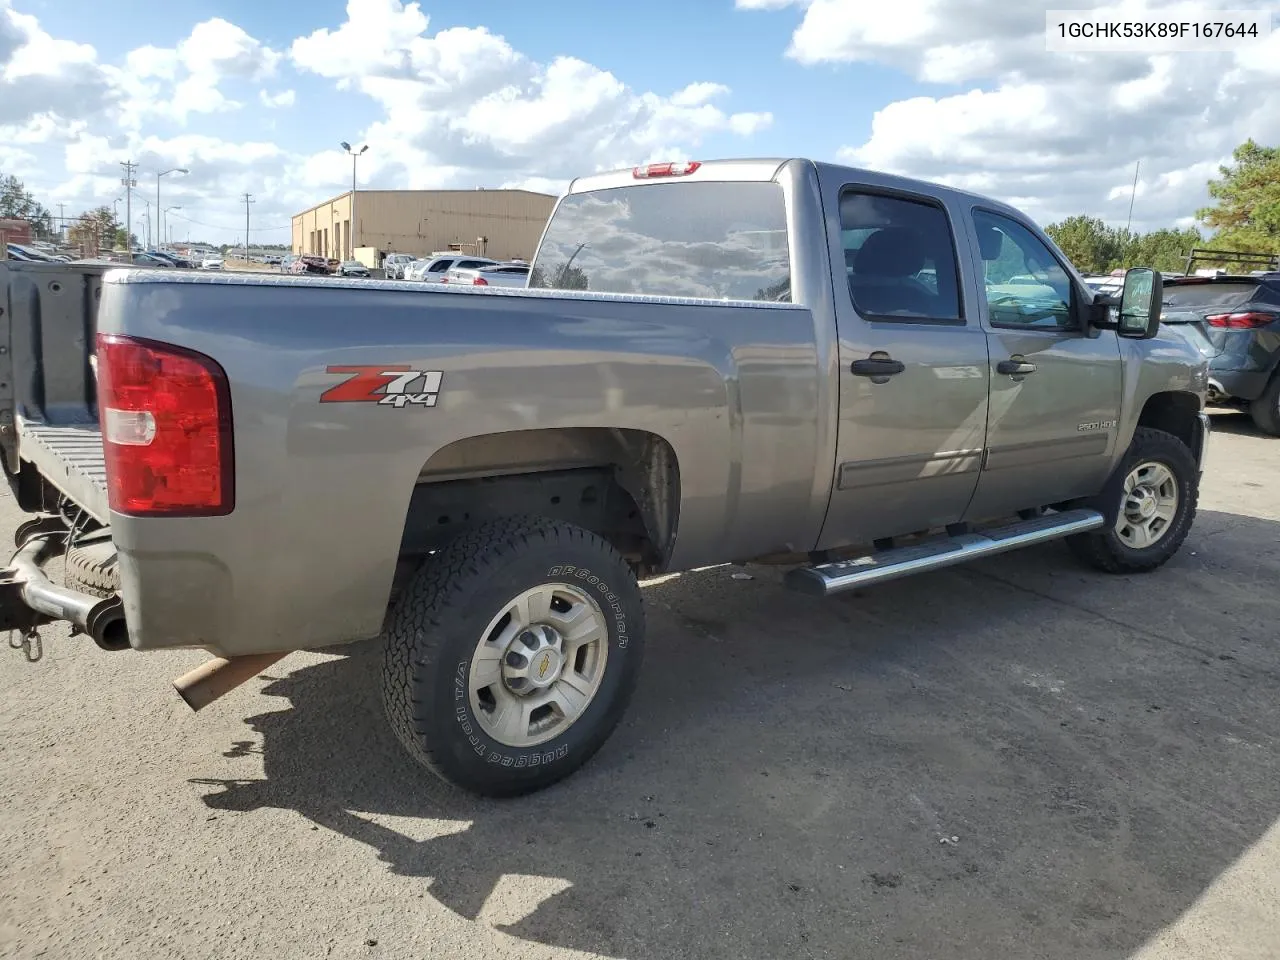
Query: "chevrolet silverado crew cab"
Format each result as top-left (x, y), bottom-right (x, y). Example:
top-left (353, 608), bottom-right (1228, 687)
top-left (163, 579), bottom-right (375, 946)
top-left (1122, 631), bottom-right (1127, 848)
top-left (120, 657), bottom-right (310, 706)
top-left (0, 158), bottom-right (1209, 797)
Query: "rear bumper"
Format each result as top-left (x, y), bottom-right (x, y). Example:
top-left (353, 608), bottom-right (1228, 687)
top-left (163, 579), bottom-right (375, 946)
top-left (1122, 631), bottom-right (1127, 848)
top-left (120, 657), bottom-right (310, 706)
top-left (1207, 369), bottom-right (1270, 402)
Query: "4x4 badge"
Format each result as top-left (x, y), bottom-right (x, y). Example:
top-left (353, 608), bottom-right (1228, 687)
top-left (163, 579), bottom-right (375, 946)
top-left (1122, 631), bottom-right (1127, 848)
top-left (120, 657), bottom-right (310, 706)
top-left (319, 365), bottom-right (443, 408)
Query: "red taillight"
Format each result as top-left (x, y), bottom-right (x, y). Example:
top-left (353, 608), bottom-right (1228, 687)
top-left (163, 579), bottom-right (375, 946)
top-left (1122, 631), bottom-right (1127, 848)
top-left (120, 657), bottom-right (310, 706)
top-left (96, 333), bottom-right (233, 516)
top-left (632, 160), bottom-right (701, 179)
top-left (1206, 311), bottom-right (1276, 329)
top-left (472, 276), bottom-right (488, 286)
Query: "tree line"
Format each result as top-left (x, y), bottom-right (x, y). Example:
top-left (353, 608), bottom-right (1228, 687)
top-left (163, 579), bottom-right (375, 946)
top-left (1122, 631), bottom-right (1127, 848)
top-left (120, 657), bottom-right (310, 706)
top-left (1044, 139), bottom-right (1279, 274)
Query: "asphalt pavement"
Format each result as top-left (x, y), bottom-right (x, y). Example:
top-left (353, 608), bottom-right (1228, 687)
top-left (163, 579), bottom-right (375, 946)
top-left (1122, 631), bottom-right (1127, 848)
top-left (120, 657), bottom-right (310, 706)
top-left (1, 411), bottom-right (1278, 960)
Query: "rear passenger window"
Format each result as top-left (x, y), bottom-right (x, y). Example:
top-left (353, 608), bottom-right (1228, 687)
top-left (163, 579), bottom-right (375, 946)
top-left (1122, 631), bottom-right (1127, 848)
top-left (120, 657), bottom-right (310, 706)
top-left (839, 190), bottom-right (963, 324)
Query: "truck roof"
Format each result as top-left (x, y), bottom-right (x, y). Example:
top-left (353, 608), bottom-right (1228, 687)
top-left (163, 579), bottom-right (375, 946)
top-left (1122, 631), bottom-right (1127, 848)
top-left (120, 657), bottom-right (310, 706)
top-left (566, 157), bottom-right (1029, 221)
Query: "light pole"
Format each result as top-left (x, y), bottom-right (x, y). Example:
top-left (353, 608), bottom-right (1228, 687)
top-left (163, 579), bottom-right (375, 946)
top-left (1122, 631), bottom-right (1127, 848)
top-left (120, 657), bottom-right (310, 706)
top-left (156, 167), bottom-right (188, 250)
top-left (163, 206), bottom-right (182, 247)
top-left (340, 141), bottom-right (368, 260)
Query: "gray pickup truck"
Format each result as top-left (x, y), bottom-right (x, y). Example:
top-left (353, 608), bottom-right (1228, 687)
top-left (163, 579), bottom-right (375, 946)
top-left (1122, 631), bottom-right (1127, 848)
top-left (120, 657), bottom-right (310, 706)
top-left (0, 158), bottom-right (1209, 797)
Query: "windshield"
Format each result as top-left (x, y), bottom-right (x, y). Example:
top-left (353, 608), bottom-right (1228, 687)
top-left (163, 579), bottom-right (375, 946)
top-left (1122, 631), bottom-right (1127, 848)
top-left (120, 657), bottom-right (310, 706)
top-left (1163, 282), bottom-right (1260, 311)
top-left (529, 181), bottom-right (791, 301)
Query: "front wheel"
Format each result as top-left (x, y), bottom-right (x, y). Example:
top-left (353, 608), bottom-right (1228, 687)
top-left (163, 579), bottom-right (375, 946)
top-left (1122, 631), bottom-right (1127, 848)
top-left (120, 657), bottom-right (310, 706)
top-left (1066, 427), bottom-right (1199, 574)
top-left (382, 516), bottom-right (645, 797)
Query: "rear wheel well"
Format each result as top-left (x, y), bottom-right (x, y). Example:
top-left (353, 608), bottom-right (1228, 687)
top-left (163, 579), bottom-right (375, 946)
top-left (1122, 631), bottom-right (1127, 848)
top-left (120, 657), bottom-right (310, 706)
top-left (1136, 391), bottom-right (1201, 451)
top-left (393, 428), bottom-right (679, 598)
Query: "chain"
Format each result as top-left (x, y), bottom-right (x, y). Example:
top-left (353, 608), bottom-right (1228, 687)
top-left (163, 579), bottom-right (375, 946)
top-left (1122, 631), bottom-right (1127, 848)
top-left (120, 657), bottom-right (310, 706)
top-left (7, 627), bottom-right (42, 662)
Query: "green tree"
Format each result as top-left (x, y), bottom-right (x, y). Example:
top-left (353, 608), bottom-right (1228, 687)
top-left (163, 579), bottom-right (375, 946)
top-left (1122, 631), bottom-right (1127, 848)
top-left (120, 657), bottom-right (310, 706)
top-left (1044, 215), bottom-right (1124, 274)
top-left (1119, 226), bottom-right (1203, 273)
top-left (68, 205), bottom-right (123, 253)
top-left (1197, 139), bottom-right (1280, 253)
top-left (0, 173), bottom-right (55, 239)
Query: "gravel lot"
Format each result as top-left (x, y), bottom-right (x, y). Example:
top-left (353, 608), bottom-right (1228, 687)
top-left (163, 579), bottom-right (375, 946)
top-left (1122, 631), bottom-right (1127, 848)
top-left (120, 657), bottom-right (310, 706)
top-left (2, 412), bottom-right (1278, 960)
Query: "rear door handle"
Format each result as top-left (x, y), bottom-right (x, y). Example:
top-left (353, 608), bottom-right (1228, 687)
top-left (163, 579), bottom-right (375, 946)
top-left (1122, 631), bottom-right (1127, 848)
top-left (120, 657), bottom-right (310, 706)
top-left (996, 359), bottom-right (1037, 376)
top-left (850, 358), bottom-right (906, 377)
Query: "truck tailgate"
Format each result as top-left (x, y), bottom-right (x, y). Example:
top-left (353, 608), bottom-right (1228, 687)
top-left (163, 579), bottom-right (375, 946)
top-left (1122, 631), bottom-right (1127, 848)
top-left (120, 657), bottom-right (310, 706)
top-left (18, 420), bottom-right (109, 522)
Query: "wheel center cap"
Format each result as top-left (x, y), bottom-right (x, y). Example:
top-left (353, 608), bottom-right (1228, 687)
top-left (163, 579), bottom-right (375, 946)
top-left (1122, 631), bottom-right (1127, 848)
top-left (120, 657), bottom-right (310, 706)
top-left (530, 648), bottom-right (562, 688)
top-left (502, 624), bottom-right (565, 694)
top-left (1132, 486), bottom-right (1158, 519)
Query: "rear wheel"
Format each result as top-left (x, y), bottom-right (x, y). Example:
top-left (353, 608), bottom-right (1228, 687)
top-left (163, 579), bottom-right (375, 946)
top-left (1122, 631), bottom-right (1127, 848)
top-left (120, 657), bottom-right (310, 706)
top-left (381, 516), bottom-right (645, 797)
top-left (1066, 427), bottom-right (1198, 574)
top-left (1248, 372), bottom-right (1280, 436)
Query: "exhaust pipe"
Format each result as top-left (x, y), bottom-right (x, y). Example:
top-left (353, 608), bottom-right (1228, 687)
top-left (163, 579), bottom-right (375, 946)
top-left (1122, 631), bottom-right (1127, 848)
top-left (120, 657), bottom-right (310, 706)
top-left (10, 534), bottom-right (130, 651)
top-left (173, 652), bottom-right (289, 712)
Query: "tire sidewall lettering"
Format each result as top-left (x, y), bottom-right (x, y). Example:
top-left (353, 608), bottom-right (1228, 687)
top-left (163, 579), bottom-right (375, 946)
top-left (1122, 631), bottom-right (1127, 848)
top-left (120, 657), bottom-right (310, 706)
top-left (447, 562), bottom-right (634, 767)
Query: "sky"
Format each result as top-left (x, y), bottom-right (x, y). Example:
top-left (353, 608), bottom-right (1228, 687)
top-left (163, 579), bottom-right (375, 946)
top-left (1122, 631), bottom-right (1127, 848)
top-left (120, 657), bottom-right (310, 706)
top-left (2, 0), bottom-right (1278, 246)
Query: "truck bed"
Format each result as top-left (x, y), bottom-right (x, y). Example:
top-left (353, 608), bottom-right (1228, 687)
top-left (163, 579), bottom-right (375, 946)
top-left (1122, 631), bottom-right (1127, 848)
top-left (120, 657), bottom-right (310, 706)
top-left (18, 420), bottom-right (108, 522)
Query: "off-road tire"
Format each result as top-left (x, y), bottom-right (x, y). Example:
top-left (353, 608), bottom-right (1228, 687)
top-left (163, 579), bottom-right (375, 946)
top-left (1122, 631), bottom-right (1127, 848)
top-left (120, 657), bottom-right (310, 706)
top-left (1066, 427), bottom-right (1198, 574)
top-left (1248, 371), bottom-right (1280, 436)
top-left (381, 516), bottom-right (646, 798)
top-left (65, 536), bottom-right (120, 598)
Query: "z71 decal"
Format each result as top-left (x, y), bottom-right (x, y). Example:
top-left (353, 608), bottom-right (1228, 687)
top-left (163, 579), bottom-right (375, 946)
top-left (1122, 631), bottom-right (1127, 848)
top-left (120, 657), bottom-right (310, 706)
top-left (320, 365), bottom-right (443, 408)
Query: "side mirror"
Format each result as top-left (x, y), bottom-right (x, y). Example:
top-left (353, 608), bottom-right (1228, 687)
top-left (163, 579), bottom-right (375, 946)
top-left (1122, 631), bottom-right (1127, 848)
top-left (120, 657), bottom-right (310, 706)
top-left (1088, 267), bottom-right (1163, 339)
top-left (1117, 267), bottom-right (1163, 338)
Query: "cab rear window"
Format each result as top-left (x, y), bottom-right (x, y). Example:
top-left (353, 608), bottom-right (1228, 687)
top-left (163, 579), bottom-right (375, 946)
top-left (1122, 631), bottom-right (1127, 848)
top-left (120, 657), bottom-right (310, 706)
top-left (529, 181), bottom-right (790, 302)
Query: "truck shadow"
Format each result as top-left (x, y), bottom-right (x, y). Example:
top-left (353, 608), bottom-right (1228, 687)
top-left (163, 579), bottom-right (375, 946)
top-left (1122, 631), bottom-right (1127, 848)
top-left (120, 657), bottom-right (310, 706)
top-left (195, 506), bottom-right (1280, 959)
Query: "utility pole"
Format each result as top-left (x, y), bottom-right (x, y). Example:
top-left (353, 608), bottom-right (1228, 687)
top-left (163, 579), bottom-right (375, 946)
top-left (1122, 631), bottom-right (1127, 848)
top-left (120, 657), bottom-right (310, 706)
top-left (57, 203), bottom-right (65, 241)
top-left (241, 193), bottom-right (254, 260)
top-left (120, 160), bottom-right (138, 262)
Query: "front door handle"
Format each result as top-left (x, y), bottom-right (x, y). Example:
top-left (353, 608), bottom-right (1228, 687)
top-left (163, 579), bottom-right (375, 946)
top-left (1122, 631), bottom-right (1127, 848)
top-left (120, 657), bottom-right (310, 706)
top-left (996, 359), bottom-right (1037, 376)
top-left (851, 358), bottom-right (906, 377)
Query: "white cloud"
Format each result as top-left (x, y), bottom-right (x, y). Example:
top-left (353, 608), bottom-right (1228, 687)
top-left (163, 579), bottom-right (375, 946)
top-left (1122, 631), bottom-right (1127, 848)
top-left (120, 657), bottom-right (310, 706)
top-left (751, 0), bottom-right (1280, 230)
top-left (671, 82), bottom-right (730, 107)
top-left (5, 0), bottom-right (773, 244)
top-left (0, 2), bottom-right (116, 127)
top-left (178, 19), bottom-right (280, 80)
top-left (259, 88), bottom-right (296, 108)
top-left (291, 0), bottom-right (773, 183)
top-left (113, 18), bottom-right (284, 126)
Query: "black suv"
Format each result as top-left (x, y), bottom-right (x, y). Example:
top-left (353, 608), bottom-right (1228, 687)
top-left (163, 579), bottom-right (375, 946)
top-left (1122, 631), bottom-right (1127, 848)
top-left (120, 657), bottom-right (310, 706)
top-left (1162, 273), bottom-right (1280, 434)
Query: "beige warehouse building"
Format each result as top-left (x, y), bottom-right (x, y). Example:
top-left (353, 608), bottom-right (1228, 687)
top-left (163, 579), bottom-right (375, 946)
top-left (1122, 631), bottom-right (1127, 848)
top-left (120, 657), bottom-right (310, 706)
top-left (291, 189), bottom-right (558, 264)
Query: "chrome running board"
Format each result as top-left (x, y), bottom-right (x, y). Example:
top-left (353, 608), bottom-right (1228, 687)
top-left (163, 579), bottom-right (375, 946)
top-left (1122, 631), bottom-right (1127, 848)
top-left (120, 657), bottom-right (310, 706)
top-left (785, 509), bottom-right (1105, 597)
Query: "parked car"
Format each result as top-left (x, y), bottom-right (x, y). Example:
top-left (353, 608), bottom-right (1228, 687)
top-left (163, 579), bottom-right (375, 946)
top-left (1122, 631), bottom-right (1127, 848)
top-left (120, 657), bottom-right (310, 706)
top-left (0, 157), bottom-right (1207, 799)
top-left (405, 255), bottom-right (498, 283)
top-left (279, 255), bottom-right (298, 274)
top-left (336, 260), bottom-right (370, 278)
top-left (382, 253), bottom-right (415, 279)
top-left (199, 257), bottom-right (224, 271)
top-left (130, 253), bottom-right (173, 268)
top-left (145, 250), bottom-right (194, 269)
top-left (5, 243), bottom-right (59, 262)
top-left (442, 262), bottom-right (531, 288)
top-left (289, 254), bottom-right (331, 275)
top-left (1160, 272), bottom-right (1280, 433)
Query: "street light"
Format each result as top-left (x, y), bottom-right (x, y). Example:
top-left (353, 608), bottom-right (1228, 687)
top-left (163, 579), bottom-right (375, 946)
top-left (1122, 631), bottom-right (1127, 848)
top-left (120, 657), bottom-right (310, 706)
top-left (340, 141), bottom-right (368, 260)
top-left (163, 206), bottom-right (182, 249)
top-left (156, 167), bottom-right (189, 249)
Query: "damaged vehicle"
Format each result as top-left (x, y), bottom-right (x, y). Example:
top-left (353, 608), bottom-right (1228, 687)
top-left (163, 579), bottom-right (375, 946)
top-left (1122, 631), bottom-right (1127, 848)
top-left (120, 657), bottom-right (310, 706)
top-left (0, 158), bottom-right (1208, 797)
